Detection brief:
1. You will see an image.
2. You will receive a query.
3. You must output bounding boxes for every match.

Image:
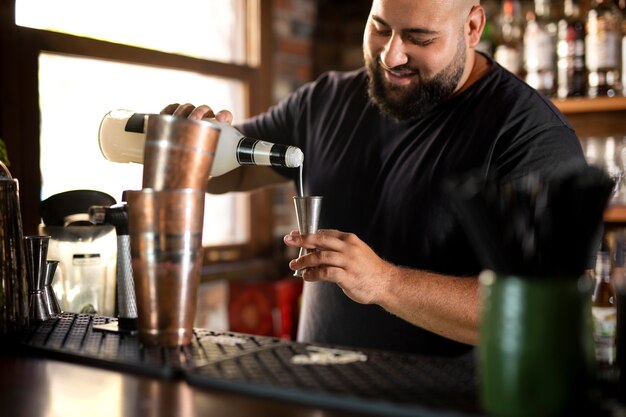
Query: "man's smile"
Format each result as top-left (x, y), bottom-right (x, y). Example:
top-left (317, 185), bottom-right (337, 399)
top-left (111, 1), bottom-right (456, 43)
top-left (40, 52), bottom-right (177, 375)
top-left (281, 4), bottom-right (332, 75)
top-left (379, 62), bottom-right (418, 86)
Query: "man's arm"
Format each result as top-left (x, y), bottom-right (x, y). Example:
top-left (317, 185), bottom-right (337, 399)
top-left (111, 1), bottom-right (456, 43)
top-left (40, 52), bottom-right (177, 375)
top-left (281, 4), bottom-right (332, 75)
top-left (379, 267), bottom-right (480, 345)
top-left (284, 229), bottom-right (481, 345)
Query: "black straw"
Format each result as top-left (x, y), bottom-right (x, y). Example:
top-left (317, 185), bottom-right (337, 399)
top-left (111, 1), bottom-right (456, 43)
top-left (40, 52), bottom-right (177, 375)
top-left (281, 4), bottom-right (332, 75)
top-left (447, 165), bottom-right (614, 277)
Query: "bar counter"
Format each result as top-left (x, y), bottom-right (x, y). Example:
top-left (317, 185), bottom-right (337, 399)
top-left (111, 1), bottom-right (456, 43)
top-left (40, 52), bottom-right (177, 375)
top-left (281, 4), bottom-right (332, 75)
top-left (0, 313), bottom-right (623, 417)
top-left (0, 351), bottom-right (367, 417)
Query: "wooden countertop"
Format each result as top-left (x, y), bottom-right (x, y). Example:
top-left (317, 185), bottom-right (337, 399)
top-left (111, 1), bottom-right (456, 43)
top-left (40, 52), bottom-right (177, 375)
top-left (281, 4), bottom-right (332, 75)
top-left (1, 312), bottom-right (624, 417)
top-left (0, 350), bottom-right (363, 417)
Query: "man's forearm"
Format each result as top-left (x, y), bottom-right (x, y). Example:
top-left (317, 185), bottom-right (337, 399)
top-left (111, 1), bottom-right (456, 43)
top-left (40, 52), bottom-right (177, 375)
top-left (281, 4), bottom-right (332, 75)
top-left (378, 267), bottom-right (481, 345)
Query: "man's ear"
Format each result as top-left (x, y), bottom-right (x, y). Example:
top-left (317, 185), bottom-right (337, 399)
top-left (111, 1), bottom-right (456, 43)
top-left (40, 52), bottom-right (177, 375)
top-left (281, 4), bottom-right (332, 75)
top-left (466, 6), bottom-right (486, 48)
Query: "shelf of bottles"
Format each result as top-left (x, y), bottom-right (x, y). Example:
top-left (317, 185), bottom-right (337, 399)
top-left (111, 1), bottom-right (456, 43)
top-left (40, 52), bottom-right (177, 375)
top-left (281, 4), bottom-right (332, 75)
top-left (481, 0), bottom-right (626, 101)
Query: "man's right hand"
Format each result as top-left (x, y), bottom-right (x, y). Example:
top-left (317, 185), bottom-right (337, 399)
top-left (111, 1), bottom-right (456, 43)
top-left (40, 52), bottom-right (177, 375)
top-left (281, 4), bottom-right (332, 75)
top-left (160, 103), bottom-right (234, 124)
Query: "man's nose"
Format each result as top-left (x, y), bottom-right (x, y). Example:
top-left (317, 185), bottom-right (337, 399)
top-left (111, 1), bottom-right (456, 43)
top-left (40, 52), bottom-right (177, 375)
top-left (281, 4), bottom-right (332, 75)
top-left (380, 33), bottom-right (409, 69)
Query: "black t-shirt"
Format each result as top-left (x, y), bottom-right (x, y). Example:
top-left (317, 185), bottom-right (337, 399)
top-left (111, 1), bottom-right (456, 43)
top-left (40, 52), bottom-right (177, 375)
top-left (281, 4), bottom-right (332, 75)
top-left (238, 59), bottom-right (587, 355)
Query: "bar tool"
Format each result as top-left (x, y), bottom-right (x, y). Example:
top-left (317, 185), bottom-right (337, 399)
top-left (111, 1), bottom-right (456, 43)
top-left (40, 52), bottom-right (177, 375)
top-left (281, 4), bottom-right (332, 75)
top-left (292, 196), bottom-right (323, 277)
top-left (0, 161), bottom-right (29, 333)
top-left (142, 114), bottom-right (220, 190)
top-left (90, 202), bottom-right (138, 333)
top-left (39, 189), bottom-right (118, 316)
top-left (448, 166), bottom-right (614, 417)
top-left (24, 235), bottom-right (53, 322)
top-left (126, 188), bottom-right (205, 346)
top-left (43, 260), bottom-right (62, 318)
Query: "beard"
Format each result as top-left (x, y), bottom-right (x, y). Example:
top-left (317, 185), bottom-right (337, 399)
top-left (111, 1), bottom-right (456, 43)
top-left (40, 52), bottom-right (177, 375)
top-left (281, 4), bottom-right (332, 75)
top-left (366, 33), bottom-right (467, 121)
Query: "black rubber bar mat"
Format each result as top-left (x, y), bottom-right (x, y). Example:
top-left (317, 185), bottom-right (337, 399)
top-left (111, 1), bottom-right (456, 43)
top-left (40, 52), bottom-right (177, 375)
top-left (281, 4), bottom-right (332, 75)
top-left (17, 313), bottom-right (481, 416)
top-left (185, 342), bottom-right (480, 417)
top-left (20, 313), bottom-right (286, 378)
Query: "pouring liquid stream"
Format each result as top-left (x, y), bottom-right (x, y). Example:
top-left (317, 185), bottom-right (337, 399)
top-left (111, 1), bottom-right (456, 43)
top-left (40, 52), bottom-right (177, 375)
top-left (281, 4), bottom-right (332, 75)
top-left (297, 163), bottom-right (304, 197)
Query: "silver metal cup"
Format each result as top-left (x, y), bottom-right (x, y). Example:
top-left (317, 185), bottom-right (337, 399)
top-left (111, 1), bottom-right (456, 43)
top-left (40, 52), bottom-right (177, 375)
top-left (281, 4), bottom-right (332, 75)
top-left (292, 196), bottom-right (323, 278)
top-left (126, 188), bottom-right (205, 347)
top-left (24, 235), bottom-right (52, 322)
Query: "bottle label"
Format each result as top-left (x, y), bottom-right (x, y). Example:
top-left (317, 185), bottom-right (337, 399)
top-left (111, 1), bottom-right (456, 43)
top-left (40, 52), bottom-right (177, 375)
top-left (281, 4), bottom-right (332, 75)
top-left (586, 33), bottom-right (618, 69)
top-left (592, 305), bottom-right (617, 364)
top-left (495, 45), bottom-right (522, 74)
top-left (236, 137), bottom-right (288, 167)
top-left (125, 113), bottom-right (148, 133)
top-left (524, 23), bottom-right (554, 71)
top-left (623, 36), bottom-right (626, 84)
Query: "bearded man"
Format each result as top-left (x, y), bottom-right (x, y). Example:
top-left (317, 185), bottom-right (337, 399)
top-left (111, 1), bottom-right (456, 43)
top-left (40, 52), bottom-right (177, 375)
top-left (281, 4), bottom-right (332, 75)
top-left (164, 0), bottom-right (586, 356)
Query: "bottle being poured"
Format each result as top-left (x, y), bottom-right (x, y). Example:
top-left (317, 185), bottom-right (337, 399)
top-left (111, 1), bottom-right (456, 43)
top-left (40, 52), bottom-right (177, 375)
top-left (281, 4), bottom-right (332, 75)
top-left (98, 109), bottom-right (304, 177)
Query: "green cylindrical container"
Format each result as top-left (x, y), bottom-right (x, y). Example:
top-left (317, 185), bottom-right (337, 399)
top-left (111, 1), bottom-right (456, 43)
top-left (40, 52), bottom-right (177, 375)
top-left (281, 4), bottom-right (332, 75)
top-left (478, 270), bottom-right (597, 417)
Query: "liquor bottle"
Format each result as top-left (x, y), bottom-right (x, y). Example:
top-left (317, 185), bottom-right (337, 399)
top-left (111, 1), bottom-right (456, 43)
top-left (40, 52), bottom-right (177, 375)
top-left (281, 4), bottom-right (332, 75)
top-left (98, 109), bottom-right (304, 177)
top-left (494, 0), bottom-right (525, 76)
top-left (592, 248), bottom-right (618, 369)
top-left (524, 0), bottom-right (558, 96)
top-left (557, 0), bottom-right (587, 98)
top-left (585, 0), bottom-right (623, 97)
top-left (617, 0), bottom-right (626, 95)
top-left (612, 228), bottom-right (626, 399)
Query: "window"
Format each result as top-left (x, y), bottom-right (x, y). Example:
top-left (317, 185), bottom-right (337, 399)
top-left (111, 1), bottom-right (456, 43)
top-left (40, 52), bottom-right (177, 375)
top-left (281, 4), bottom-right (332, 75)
top-left (6, 0), bottom-right (271, 248)
top-left (15, 0), bottom-right (249, 64)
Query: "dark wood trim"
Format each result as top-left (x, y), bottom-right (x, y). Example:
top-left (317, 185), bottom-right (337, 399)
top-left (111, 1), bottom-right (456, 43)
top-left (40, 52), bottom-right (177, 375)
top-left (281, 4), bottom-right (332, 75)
top-left (552, 96), bottom-right (626, 114)
top-left (36, 29), bottom-right (256, 81)
top-left (250, 0), bottom-right (274, 115)
top-left (1, 0), bottom-right (41, 235)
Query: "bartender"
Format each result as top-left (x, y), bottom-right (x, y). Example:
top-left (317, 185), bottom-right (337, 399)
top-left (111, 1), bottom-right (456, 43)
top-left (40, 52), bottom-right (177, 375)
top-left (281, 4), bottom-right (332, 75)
top-left (163, 0), bottom-right (587, 355)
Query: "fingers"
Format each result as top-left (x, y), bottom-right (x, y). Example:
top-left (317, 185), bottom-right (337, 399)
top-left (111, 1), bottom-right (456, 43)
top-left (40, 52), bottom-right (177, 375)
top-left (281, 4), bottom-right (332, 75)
top-left (284, 229), bottom-right (351, 251)
top-left (300, 265), bottom-right (344, 283)
top-left (171, 103), bottom-right (198, 118)
top-left (214, 109), bottom-right (234, 124)
top-left (289, 249), bottom-right (345, 272)
top-left (160, 103), bottom-right (180, 115)
top-left (189, 105), bottom-right (215, 120)
top-left (160, 103), bottom-right (232, 122)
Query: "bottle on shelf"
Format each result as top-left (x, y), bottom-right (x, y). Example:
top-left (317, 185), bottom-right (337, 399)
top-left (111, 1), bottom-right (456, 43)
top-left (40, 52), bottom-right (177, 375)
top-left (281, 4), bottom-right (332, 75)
top-left (592, 247), bottom-right (618, 372)
top-left (585, 0), bottom-right (623, 97)
top-left (494, 0), bottom-right (525, 76)
top-left (524, 0), bottom-right (559, 96)
top-left (98, 109), bottom-right (304, 177)
top-left (557, 0), bottom-right (587, 98)
top-left (617, 0), bottom-right (626, 96)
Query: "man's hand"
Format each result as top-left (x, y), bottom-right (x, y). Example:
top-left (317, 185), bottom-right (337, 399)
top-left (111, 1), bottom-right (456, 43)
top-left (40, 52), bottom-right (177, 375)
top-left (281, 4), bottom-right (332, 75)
top-left (160, 103), bottom-right (233, 124)
top-left (284, 229), bottom-right (395, 305)
top-left (284, 228), bottom-right (481, 345)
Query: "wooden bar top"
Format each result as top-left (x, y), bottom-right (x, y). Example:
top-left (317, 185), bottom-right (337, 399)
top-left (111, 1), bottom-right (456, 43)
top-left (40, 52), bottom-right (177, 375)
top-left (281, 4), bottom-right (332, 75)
top-left (1, 312), bottom-right (624, 417)
top-left (0, 350), bottom-right (364, 417)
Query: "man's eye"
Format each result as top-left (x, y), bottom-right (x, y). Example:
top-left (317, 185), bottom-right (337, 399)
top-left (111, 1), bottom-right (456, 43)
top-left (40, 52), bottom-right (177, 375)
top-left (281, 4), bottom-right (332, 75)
top-left (408, 36), bottom-right (434, 46)
top-left (373, 26), bottom-right (391, 36)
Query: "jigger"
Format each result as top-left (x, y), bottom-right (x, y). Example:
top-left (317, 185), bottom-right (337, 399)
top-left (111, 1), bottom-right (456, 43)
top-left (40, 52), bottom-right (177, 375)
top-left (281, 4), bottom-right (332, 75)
top-left (293, 196), bottom-right (323, 277)
top-left (24, 235), bottom-right (53, 321)
top-left (43, 260), bottom-right (62, 318)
